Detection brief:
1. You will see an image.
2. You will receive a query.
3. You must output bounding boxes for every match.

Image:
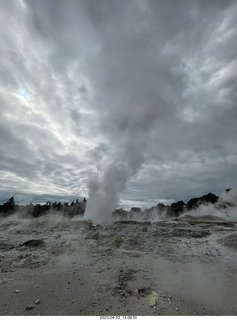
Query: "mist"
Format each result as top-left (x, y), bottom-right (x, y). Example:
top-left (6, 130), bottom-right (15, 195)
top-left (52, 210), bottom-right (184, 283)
top-left (84, 138), bottom-right (153, 224)
top-left (1, 0), bottom-right (237, 215)
top-left (81, 0), bottom-right (237, 225)
top-left (180, 188), bottom-right (237, 221)
top-left (1, 0), bottom-right (237, 315)
top-left (1, 190), bottom-right (237, 315)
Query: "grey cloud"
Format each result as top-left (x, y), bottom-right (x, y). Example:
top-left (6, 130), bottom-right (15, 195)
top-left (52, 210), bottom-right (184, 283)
top-left (82, 0), bottom-right (237, 222)
top-left (0, 0), bottom-right (236, 218)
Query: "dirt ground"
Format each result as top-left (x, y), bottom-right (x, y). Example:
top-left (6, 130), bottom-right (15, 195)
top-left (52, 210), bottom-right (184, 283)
top-left (0, 213), bottom-right (237, 316)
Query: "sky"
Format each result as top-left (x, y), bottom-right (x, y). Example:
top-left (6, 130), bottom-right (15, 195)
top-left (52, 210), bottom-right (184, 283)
top-left (0, 0), bottom-right (237, 212)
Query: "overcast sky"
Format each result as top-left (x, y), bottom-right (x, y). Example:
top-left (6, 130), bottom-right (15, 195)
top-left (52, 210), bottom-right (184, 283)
top-left (0, 0), bottom-right (237, 209)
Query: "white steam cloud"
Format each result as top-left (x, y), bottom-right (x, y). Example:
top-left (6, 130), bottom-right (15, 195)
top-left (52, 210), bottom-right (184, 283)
top-left (82, 0), bottom-right (237, 225)
top-left (85, 162), bottom-right (132, 225)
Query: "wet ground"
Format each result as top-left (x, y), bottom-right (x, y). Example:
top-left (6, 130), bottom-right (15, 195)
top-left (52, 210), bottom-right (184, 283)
top-left (0, 213), bottom-right (237, 315)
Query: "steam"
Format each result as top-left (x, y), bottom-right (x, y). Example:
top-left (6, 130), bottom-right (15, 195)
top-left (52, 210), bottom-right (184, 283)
top-left (83, 53), bottom-right (175, 225)
top-left (1, 0), bottom-right (237, 220)
top-left (85, 144), bottom-right (146, 225)
top-left (83, 95), bottom-right (167, 225)
top-left (218, 188), bottom-right (237, 207)
top-left (182, 188), bottom-right (237, 221)
top-left (84, 162), bottom-right (129, 225)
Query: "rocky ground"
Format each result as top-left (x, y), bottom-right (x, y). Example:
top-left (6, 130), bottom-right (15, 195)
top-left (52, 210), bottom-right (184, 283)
top-left (0, 212), bottom-right (237, 316)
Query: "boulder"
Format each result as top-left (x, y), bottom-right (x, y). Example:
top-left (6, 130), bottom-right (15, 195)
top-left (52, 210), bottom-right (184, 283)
top-left (85, 231), bottom-right (100, 240)
top-left (20, 239), bottom-right (45, 247)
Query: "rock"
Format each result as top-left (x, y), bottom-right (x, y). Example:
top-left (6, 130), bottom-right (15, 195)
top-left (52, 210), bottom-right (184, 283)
top-left (20, 239), bottom-right (45, 248)
top-left (186, 193), bottom-right (218, 210)
top-left (137, 287), bottom-right (152, 297)
top-left (170, 228), bottom-right (210, 238)
top-left (112, 237), bottom-right (123, 248)
top-left (156, 203), bottom-right (167, 211)
top-left (218, 234), bottom-right (237, 249)
top-left (85, 231), bottom-right (100, 240)
top-left (0, 242), bottom-right (15, 251)
top-left (34, 299), bottom-right (40, 304)
top-left (25, 305), bottom-right (34, 310)
top-left (201, 193), bottom-right (219, 204)
top-left (149, 291), bottom-right (159, 307)
top-left (167, 201), bottom-right (185, 217)
top-left (14, 290), bottom-right (21, 293)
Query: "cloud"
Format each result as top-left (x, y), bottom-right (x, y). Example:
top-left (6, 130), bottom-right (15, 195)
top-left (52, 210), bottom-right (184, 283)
top-left (0, 0), bottom-right (237, 219)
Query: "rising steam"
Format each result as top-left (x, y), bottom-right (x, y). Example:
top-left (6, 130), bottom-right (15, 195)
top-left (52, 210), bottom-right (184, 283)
top-left (84, 162), bottom-right (132, 225)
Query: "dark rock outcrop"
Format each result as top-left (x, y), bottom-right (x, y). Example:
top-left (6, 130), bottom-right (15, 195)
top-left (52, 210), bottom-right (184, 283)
top-left (20, 239), bottom-right (45, 248)
top-left (157, 203), bottom-right (167, 211)
top-left (186, 193), bottom-right (218, 210)
top-left (166, 201), bottom-right (185, 217)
